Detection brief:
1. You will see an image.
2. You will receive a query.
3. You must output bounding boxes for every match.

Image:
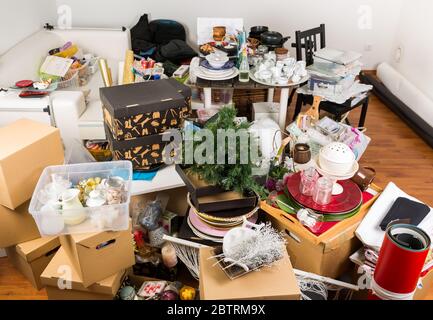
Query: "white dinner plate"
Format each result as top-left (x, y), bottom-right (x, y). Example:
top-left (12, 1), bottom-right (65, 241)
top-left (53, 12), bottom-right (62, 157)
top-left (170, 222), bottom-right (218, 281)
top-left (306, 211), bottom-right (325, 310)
top-left (196, 68), bottom-right (239, 81)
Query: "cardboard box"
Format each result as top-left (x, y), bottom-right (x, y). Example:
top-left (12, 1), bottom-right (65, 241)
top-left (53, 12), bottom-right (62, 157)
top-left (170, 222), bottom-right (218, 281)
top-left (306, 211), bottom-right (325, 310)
top-left (41, 247), bottom-right (125, 300)
top-left (6, 237), bottom-right (60, 290)
top-left (263, 184), bottom-right (382, 279)
top-left (414, 269), bottom-right (433, 300)
top-left (0, 119), bottom-right (64, 209)
top-left (199, 247), bottom-right (301, 300)
top-left (252, 102), bottom-right (279, 123)
top-left (59, 224), bottom-right (135, 287)
top-left (0, 201), bottom-right (41, 248)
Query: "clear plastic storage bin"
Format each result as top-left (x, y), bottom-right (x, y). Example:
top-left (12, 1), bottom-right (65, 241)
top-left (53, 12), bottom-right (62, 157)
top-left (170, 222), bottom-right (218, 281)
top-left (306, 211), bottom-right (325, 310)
top-left (29, 161), bottom-right (132, 236)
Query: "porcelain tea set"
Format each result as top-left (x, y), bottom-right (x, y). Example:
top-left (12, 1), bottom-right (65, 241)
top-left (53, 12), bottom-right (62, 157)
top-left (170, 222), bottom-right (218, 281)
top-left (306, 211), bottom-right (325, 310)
top-left (252, 53), bottom-right (308, 86)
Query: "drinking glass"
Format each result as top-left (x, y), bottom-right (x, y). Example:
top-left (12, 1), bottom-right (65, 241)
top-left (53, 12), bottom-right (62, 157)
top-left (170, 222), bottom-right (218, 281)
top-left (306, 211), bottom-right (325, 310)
top-left (313, 177), bottom-right (333, 205)
top-left (299, 167), bottom-right (319, 196)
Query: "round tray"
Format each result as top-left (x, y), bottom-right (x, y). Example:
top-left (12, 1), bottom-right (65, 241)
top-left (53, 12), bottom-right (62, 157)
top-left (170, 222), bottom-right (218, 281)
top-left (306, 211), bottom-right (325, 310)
top-left (249, 69), bottom-right (309, 87)
top-left (286, 172), bottom-right (362, 214)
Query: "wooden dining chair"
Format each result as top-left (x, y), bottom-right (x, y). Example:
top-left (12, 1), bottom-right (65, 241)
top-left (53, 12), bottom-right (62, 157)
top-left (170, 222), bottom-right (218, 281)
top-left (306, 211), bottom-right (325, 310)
top-left (290, 24), bottom-right (370, 128)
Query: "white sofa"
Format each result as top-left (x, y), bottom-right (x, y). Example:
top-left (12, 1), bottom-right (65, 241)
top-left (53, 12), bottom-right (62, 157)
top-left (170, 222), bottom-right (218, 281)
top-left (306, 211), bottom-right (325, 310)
top-left (0, 27), bottom-right (131, 145)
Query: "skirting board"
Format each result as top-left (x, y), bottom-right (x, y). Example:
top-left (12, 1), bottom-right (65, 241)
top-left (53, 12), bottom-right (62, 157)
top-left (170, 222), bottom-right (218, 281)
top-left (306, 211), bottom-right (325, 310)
top-left (360, 72), bottom-right (433, 148)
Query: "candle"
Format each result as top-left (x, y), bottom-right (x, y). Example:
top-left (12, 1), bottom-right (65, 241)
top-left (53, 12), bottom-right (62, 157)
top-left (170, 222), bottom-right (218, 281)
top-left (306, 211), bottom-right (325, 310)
top-left (161, 243), bottom-right (178, 268)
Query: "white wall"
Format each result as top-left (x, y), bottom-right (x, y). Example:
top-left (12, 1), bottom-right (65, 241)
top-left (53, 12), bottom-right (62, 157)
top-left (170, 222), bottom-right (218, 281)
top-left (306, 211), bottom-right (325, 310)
top-left (0, 0), bottom-right (57, 55)
top-left (390, 0), bottom-right (433, 101)
top-left (55, 0), bottom-right (403, 69)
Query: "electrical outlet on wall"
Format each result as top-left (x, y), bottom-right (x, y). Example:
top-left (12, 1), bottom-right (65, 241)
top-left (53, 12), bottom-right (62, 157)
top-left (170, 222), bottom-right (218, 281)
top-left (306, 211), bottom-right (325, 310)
top-left (394, 46), bottom-right (403, 63)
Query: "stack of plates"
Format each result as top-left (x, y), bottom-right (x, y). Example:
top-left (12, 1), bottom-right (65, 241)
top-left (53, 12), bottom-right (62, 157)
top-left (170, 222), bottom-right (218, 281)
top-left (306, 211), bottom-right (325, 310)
top-left (196, 60), bottom-right (239, 81)
top-left (186, 193), bottom-right (259, 243)
top-left (283, 172), bottom-right (363, 224)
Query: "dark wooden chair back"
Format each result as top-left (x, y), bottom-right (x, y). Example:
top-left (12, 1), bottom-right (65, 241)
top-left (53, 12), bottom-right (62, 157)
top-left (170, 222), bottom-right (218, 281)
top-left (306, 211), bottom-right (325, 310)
top-left (292, 24), bottom-right (326, 66)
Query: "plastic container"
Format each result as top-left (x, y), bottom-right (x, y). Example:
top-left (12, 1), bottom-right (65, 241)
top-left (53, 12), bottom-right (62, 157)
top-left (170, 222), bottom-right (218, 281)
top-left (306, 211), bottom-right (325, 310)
top-left (29, 161), bottom-right (132, 236)
top-left (56, 71), bottom-right (79, 89)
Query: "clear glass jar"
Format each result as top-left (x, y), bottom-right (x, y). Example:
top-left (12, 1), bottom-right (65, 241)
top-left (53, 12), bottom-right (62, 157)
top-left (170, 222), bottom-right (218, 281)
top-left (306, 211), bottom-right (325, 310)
top-left (299, 167), bottom-right (319, 196)
top-left (313, 177), bottom-right (333, 205)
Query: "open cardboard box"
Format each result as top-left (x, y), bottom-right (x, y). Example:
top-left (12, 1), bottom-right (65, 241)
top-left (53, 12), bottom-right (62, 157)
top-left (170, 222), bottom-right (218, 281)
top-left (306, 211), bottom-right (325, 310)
top-left (41, 247), bottom-right (126, 300)
top-left (262, 184), bottom-right (383, 279)
top-left (6, 237), bottom-right (60, 290)
top-left (59, 222), bottom-right (135, 287)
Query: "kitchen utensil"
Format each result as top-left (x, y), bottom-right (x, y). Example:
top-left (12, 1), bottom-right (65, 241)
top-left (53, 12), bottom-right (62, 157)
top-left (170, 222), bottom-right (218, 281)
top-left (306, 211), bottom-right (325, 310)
top-left (260, 31), bottom-right (290, 46)
top-left (250, 26), bottom-right (269, 38)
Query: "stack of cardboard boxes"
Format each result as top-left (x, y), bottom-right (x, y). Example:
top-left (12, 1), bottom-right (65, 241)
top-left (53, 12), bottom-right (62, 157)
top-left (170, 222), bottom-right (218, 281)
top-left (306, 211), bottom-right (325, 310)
top-left (40, 226), bottom-right (135, 300)
top-left (0, 119), bottom-right (64, 291)
top-left (1, 119), bottom-right (135, 300)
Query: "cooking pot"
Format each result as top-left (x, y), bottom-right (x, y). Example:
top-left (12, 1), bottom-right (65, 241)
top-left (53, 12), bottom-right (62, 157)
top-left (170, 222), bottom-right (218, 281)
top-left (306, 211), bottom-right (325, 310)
top-left (260, 31), bottom-right (290, 46)
top-left (250, 26), bottom-right (269, 35)
top-left (249, 26), bottom-right (269, 40)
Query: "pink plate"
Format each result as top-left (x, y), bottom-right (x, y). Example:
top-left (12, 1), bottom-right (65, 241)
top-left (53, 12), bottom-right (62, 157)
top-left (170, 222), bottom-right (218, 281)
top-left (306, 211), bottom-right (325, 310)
top-left (188, 208), bottom-right (258, 238)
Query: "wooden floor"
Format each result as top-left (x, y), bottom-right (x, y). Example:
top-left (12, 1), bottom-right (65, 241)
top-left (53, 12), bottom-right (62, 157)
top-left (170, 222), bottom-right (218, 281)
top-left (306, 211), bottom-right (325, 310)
top-left (0, 93), bottom-right (432, 300)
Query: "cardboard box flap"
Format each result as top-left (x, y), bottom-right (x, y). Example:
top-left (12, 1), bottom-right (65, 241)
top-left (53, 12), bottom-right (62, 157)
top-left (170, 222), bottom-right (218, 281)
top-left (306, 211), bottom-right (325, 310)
top-left (16, 236), bottom-right (60, 263)
top-left (41, 247), bottom-right (125, 295)
top-left (72, 231), bottom-right (123, 249)
top-left (0, 119), bottom-right (59, 160)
